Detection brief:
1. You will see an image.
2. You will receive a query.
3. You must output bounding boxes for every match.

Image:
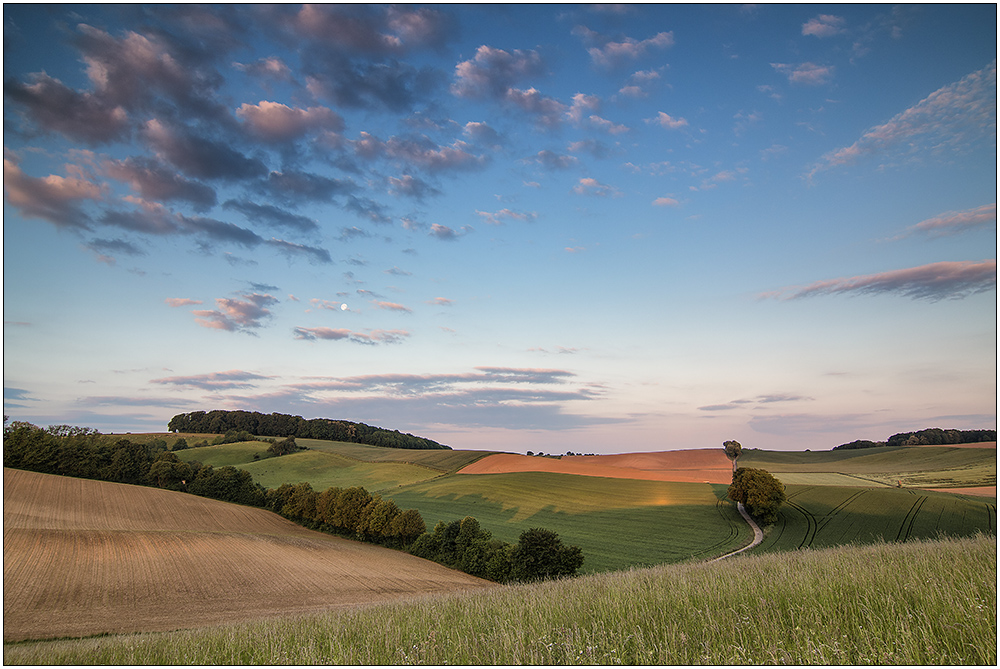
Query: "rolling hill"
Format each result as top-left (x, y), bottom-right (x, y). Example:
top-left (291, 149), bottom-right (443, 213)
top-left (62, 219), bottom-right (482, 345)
top-left (2, 468), bottom-right (493, 642)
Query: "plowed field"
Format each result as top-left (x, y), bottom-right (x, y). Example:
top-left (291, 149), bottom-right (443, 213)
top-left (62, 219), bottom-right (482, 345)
top-left (3, 468), bottom-right (493, 642)
top-left (457, 449), bottom-right (733, 483)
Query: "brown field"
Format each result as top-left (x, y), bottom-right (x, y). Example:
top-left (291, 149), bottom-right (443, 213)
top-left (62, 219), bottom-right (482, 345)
top-left (457, 449), bottom-right (734, 483)
top-left (3, 468), bottom-right (493, 642)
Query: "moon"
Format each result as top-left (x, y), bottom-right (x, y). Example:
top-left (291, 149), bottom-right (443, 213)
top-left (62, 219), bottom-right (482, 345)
top-left (341, 303), bottom-right (348, 311)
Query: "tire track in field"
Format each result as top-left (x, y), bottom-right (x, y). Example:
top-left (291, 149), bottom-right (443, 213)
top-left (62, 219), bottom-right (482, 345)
top-left (895, 495), bottom-right (928, 542)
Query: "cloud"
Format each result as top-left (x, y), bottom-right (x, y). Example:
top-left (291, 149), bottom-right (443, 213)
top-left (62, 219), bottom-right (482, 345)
top-left (451, 45), bottom-right (545, 99)
top-left (475, 208), bottom-right (538, 225)
top-left (267, 238), bottom-right (333, 264)
top-left (222, 199), bottom-right (318, 233)
top-left (574, 26), bottom-right (675, 68)
top-left (3, 72), bottom-right (129, 144)
top-left (808, 61), bottom-right (997, 178)
top-left (3, 157), bottom-right (103, 229)
top-left (353, 133), bottom-right (487, 172)
top-left (265, 169), bottom-right (357, 202)
top-left (462, 121), bottom-right (502, 147)
top-left (572, 177), bottom-right (622, 198)
top-left (647, 111), bottom-right (688, 130)
top-left (143, 119), bottom-right (267, 181)
top-left (761, 260), bottom-right (997, 302)
top-left (429, 223), bottom-right (472, 240)
top-left (504, 87), bottom-right (568, 128)
top-left (652, 196), bottom-right (680, 207)
top-left (151, 369), bottom-right (273, 390)
top-left (388, 174), bottom-right (441, 200)
top-left (428, 297), bottom-right (453, 306)
top-left (165, 298), bottom-right (203, 307)
top-left (292, 327), bottom-right (411, 345)
top-left (525, 149), bottom-right (578, 170)
top-left (897, 204), bottom-right (996, 238)
top-left (374, 301), bottom-right (413, 313)
top-left (82, 237), bottom-right (146, 264)
top-left (104, 156), bottom-right (217, 211)
top-left (802, 14), bottom-right (847, 38)
top-left (236, 100), bottom-right (344, 142)
top-left (566, 92), bottom-right (601, 124)
top-left (699, 394), bottom-right (814, 412)
top-left (233, 56), bottom-right (295, 85)
top-left (192, 292), bottom-right (279, 332)
top-left (771, 62), bottom-right (835, 86)
top-left (618, 68), bottom-right (663, 98)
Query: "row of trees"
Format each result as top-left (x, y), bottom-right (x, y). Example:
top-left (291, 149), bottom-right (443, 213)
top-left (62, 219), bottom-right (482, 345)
top-left (835, 428), bottom-right (996, 450)
top-left (264, 482), bottom-right (427, 548)
top-left (3, 420), bottom-right (584, 583)
top-left (166, 410), bottom-right (450, 450)
top-left (410, 517), bottom-right (584, 583)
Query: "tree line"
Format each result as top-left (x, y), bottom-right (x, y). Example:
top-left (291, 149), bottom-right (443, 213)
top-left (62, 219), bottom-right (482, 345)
top-left (167, 410), bottom-right (450, 450)
top-left (2, 420), bottom-right (583, 583)
top-left (834, 428), bottom-right (996, 450)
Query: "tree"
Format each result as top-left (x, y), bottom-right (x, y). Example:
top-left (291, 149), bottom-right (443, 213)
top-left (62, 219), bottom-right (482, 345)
top-left (510, 528), bottom-right (584, 581)
top-left (268, 436), bottom-right (299, 457)
top-left (728, 467), bottom-right (786, 525)
top-left (388, 508), bottom-right (426, 545)
top-left (723, 440), bottom-right (742, 473)
top-left (148, 451), bottom-right (192, 490)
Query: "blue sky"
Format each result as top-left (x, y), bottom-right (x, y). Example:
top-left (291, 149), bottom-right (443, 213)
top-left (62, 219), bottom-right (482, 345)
top-left (3, 4), bottom-right (996, 453)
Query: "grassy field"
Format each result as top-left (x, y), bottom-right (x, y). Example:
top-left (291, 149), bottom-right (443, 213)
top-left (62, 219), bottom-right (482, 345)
top-left (2, 468), bottom-right (492, 642)
top-left (386, 472), bottom-right (750, 573)
top-left (177, 440), bottom-right (493, 492)
top-left (740, 445), bottom-right (996, 488)
top-left (5, 534), bottom-right (994, 665)
top-left (759, 484), bottom-right (997, 552)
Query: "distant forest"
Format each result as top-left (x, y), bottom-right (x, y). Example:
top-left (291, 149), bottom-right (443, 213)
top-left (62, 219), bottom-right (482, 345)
top-left (835, 428), bottom-right (996, 450)
top-left (167, 410), bottom-right (450, 451)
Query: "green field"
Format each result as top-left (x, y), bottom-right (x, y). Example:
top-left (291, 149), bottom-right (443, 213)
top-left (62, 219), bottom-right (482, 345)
top-left (6, 534), bottom-right (994, 665)
top-left (385, 472), bottom-right (751, 572)
top-left (741, 446), bottom-right (996, 488)
top-left (759, 485), bottom-right (996, 552)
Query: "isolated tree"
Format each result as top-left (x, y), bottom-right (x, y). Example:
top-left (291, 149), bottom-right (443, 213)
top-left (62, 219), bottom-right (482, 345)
top-left (723, 440), bottom-right (743, 473)
top-left (268, 435), bottom-right (299, 457)
top-left (728, 466), bottom-right (786, 525)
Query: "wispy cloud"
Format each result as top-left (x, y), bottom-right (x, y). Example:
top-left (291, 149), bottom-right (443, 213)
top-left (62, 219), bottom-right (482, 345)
top-left (151, 369), bottom-right (273, 390)
top-left (802, 14), bottom-right (847, 38)
top-left (894, 203), bottom-right (996, 239)
top-left (573, 25), bottom-right (674, 68)
top-left (699, 393), bottom-right (813, 412)
top-left (771, 62), bottom-right (835, 86)
top-left (165, 297), bottom-right (203, 307)
top-left (808, 60), bottom-right (997, 179)
top-left (760, 260), bottom-right (997, 302)
top-left (475, 208), bottom-right (538, 225)
top-left (292, 326), bottom-right (411, 344)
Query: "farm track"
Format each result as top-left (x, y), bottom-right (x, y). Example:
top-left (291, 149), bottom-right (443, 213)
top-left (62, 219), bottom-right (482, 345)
top-left (3, 469), bottom-right (494, 642)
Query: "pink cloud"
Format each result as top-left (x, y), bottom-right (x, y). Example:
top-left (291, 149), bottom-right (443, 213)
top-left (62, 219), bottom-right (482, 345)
top-left (653, 197), bottom-right (679, 207)
top-left (647, 111), bottom-right (688, 129)
top-left (902, 203), bottom-right (996, 238)
top-left (374, 301), bottom-right (413, 313)
top-left (4, 157), bottom-right (103, 228)
top-left (193, 292), bottom-right (278, 331)
top-left (761, 260), bottom-right (996, 302)
top-left (165, 297), bottom-right (203, 307)
top-left (802, 14), bottom-right (846, 38)
top-left (293, 326), bottom-right (411, 345)
top-left (236, 100), bottom-right (344, 142)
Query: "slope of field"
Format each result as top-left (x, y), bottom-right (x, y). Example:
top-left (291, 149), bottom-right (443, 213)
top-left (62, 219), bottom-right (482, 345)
top-left (2, 468), bottom-right (493, 642)
top-left (740, 445), bottom-right (996, 490)
top-left (457, 449), bottom-right (734, 483)
top-left (386, 472), bottom-right (750, 573)
top-left (759, 484), bottom-right (997, 552)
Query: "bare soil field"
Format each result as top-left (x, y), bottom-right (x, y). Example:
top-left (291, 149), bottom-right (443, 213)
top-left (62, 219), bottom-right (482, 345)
top-left (457, 449), bottom-right (733, 483)
top-left (3, 468), bottom-right (493, 642)
top-left (915, 441), bottom-right (996, 449)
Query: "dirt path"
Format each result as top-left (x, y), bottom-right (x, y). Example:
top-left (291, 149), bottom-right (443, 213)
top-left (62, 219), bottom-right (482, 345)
top-left (708, 503), bottom-right (764, 562)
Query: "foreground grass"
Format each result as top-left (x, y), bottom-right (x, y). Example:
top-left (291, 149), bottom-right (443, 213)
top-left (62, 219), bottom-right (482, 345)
top-left (6, 534), bottom-right (994, 665)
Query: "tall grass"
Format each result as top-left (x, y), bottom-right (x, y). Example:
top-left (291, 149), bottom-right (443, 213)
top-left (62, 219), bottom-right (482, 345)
top-left (5, 534), bottom-right (994, 665)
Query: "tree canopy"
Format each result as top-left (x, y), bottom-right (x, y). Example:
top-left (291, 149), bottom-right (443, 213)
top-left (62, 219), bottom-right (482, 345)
top-left (728, 467), bottom-right (786, 525)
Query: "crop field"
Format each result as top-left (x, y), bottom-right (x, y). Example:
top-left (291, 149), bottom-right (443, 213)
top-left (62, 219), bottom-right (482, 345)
top-left (385, 472), bottom-right (751, 572)
top-left (295, 438), bottom-right (495, 472)
top-left (6, 535), bottom-right (994, 665)
top-left (758, 484), bottom-right (997, 552)
top-left (740, 445), bottom-right (997, 489)
top-left (2, 468), bottom-right (493, 642)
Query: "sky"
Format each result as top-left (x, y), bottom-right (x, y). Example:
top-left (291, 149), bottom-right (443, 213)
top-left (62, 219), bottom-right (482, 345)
top-left (3, 4), bottom-right (996, 454)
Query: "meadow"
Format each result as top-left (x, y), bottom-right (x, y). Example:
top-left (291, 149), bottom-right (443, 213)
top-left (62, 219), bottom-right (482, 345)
top-left (5, 534), bottom-right (994, 665)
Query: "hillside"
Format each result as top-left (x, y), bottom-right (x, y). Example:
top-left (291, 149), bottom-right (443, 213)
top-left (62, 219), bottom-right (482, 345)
top-left (2, 468), bottom-right (493, 642)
